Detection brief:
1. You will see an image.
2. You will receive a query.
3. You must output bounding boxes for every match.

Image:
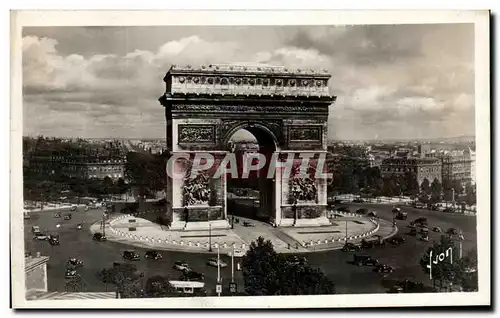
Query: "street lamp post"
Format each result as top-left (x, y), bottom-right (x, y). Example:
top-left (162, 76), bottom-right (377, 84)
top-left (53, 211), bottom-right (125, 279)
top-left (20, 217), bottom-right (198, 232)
top-left (345, 220), bottom-right (348, 242)
top-left (208, 222), bottom-right (212, 252)
top-left (292, 197), bottom-right (298, 226)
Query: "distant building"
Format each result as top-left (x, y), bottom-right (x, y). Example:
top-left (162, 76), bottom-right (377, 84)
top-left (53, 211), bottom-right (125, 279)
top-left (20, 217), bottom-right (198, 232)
top-left (23, 137), bottom-right (127, 181)
top-left (470, 148), bottom-right (476, 185)
top-left (425, 150), bottom-right (472, 187)
top-left (380, 158), bottom-right (442, 185)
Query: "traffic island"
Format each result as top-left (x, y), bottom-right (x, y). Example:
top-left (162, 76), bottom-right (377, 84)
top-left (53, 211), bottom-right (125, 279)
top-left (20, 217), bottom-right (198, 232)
top-left (95, 213), bottom-right (385, 254)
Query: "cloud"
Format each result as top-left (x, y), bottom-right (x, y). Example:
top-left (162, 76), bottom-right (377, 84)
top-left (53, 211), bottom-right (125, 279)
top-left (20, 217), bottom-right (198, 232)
top-left (22, 25), bottom-right (475, 140)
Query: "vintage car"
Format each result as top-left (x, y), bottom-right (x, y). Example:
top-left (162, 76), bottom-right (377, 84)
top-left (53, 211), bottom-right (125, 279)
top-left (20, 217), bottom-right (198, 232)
top-left (65, 269), bottom-right (77, 279)
top-left (389, 236), bottom-right (406, 245)
top-left (207, 258), bottom-right (228, 268)
top-left (34, 233), bottom-right (49, 240)
top-left (93, 233), bottom-right (107, 241)
top-left (145, 251), bottom-right (163, 260)
top-left (123, 251), bottom-right (140, 261)
top-left (49, 236), bottom-right (60, 246)
top-left (353, 254), bottom-right (379, 266)
top-left (342, 242), bottom-right (362, 252)
top-left (173, 261), bottom-right (191, 272)
top-left (374, 264), bottom-right (394, 273)
top-left (67, 258), bottom-right (84, 268)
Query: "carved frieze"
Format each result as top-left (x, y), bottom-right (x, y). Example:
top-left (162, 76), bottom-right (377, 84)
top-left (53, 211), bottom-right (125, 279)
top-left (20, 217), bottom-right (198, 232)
top-left (178, 125), bottom-right (216, 143)
top-left (170, 104), bottom-right (328, 114)
top-left (288, 126), bottom-right (322, 142)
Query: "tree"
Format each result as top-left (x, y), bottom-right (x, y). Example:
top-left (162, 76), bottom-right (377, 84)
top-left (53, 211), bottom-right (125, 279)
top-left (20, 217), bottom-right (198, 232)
top-left (381, 178), bottom-right (397, 197)
top-left (430, 178), bottom-right (442, 204)
top-left (97, 263), bottom-right (143, 298)
top-left (143, 275), bottom-right (177, 297)
top-left (242, 237), bottom-right (335, 295)
top-left (405, 172), bottom-right (420, 198)
top-left (451, 180), bottom-right (464, 196)
top-left (420, 235), bottom-right (463, 291)
top-left (464, 183), bottom-right (476, 206)
top-left (420, 178), bottom-right (431, 196)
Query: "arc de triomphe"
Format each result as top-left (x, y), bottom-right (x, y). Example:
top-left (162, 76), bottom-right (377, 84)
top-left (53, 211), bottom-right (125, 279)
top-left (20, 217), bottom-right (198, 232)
top-left (159, 64), bottom-right (336, 230)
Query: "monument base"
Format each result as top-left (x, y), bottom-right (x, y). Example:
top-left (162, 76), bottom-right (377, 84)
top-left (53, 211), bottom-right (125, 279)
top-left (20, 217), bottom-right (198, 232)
top-left (278, 216), bottom-right (331, 227)
top-left (169, 220), bottom-right (231, 231)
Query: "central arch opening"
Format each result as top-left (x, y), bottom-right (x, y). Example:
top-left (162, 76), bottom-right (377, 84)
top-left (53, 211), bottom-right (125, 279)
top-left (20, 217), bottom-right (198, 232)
top-left (226, 125), bottom-right (277, 223)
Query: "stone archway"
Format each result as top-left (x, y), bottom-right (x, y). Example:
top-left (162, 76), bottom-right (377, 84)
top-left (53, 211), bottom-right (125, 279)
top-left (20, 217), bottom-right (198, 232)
top-left (224, 122), bottom-right (278, 223)
top-left (159, 64), bottom-right (336, 230)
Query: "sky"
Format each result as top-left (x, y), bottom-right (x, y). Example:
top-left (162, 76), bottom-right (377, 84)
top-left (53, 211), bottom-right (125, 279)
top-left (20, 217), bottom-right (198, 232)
top-left (22, 24), bottom-right (475, 140)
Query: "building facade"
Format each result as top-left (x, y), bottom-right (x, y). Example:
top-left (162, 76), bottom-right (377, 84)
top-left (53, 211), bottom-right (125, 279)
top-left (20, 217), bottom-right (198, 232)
top-left (380, 158), bottom-right (442, 185)
top-left (425, 150), bottom-right (472, 187)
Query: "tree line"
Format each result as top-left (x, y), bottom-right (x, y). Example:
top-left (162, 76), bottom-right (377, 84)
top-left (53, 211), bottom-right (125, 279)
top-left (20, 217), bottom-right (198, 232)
top-left (329, 166), bottom-right (476, 206)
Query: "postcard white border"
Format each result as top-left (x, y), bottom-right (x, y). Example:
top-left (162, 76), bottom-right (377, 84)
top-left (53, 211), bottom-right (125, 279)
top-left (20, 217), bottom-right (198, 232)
top-left (10, 9), bottom-right (491, 308)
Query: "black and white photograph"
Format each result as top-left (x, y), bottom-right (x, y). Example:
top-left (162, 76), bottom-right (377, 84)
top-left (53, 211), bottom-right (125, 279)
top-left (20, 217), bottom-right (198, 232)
top-left (10, 10), bottom-right (490, 308)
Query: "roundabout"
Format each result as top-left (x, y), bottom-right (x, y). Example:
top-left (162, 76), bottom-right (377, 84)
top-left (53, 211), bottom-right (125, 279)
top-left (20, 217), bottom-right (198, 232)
top-left (93, 209), bottom-right (389, 254)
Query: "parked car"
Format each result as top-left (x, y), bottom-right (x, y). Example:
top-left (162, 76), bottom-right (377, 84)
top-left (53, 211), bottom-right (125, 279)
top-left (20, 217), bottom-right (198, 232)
top-left (180, 270), bottom-right (205, 281)
top-left (443, 207), bottom-right (456, 213)
top-left (64, 213), bottom-right (72, 220)
top-left (433, 226), bottom-right (442, 232)
top-left (420, 227), bottom-right (429, 234)
top-left (353, 254), bottom-right (379, 266)
top-left (368, 211), bottom-right (377, 217)
top-left (353, 198), bottom-right (365, 203)
top-left (23, 213), bottom-right (31, 220)
top-left (32, 225), bottom-right (41, 233)
top-left (342, 242), bottom-right (361, 252)
top-left (389, 236), bottom-right (406, 245)
top-left (123, 251), bottom-right (140, 261)
top-left (76, 223), bottom-right (83, 230)
top-left (93, 232), bottom-right (107, 241)
top-left (145, 251), bottom-right (163, 260)
top-left (70, 205), bottom-right (77, 211)
top-left (374, 264), bottom-right (394, 273)
top-left (207, 258), bottom-right (228, 268)
top-left (65, 269), bottom-right (77, 279)
top-left (337, 207), bottom-right (350, 213)
top-left (67, 258), bottom-right (84, 268)
top-left (173, 261), bottom-right (191, 272)
top-left (242, 221), bottom-right (255, 227)
top-left (420, 235), bottom-right (429, 242)
top-left (408, 228), bottom-right (417, 236)
top-left (54, 213), bottom-right (61, 218)
top-left (356, 208), bottom-right (368, 215)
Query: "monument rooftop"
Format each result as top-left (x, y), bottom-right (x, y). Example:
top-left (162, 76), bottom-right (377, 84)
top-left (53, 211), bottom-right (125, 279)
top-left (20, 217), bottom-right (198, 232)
top-left (162, 63), bottom-right (335, 100)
